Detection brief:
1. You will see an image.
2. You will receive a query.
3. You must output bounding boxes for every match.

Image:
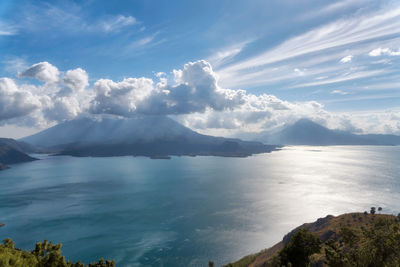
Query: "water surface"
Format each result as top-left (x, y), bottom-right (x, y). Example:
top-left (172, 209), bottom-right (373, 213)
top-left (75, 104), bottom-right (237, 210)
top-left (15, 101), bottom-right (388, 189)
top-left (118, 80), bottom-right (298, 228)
top-left (1, 146), bottom-right (400, 266)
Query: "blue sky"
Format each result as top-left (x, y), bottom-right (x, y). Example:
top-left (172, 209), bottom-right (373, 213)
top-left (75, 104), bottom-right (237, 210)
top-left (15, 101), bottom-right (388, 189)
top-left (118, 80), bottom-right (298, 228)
top-left (1, 0), bottom-right (400, 138)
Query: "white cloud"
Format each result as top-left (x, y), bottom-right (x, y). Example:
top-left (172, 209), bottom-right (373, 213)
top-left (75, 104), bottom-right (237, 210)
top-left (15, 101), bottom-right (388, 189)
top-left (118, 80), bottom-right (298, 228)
top-left (19, 62), bottom-right (60, 83)
top-left (42, 96), bottom-right (82, 122)
top-left (217, 5), bottom-right (400, 88)
top-left (331, 89), bottom-right (349, 95)
top-left (62, 68), bottom-right (89, 92)
top-left (298, 0), bottom-right (369, 21)
top-left (294, 68), bottom-right (306, 76)
top-left (0, 62), bottom-right (92, 126)
top-left (89, 77), bottom-right (155, 116)
top-left (340, 55), bottom-right (353, 63)
top-left (292, 69), bottom-right (385, 88)
top-left (222, 6), bottom-right (400, 72)
top-left (0, 78), bottom-right (41, 121)
top-left (155, 72), bottom-right (166, 78)
top-left (369, 47), bottom-right (400, 56)
top-left (16, 3), bottom-right (139, 36)
top-left (2, 57), bottom-right (29, 75)
top-left (90, 60), bottom-right (245, 116)
top-left (207, 40), bottom-right (252, 68)
top-left (127, 32), bottom-right (162, 51)
top-left (1, 59), bottom-right (400, 136)
top-left (101, 15), bottom-right (137, 33)
top-left (0, 21), bottom-right (18, 36)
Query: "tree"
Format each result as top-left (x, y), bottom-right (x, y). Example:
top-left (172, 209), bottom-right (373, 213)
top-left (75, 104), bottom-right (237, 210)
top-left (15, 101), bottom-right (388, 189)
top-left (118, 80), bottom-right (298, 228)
top-left (3, 238), bottom-right (14, 249)
top-left (340, 227), bottom-right (359, 247)
top-left (1, 238), bottom-right (115, 267)
top-left (325, 240), bottom-right (352, 267)
top-left (378, 207), bottom-right (382, 213)
top-left (370, 207), bottom-right (376, 215)
top-left (279, 228), bottom-right (321, 267)
top-left (325, 218), bottom-right (400, 267)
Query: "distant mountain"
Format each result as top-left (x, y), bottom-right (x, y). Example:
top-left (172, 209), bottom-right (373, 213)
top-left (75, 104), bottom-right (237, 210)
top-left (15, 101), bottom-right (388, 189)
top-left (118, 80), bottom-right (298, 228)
top-left (0, 138), bottom-right (41, 153)
top-left (255, 118), bottom-right (400, 146)
top-left (0, 141), bottom-right (37, 170)
top-left (21, 115), bottom-right (277, 157)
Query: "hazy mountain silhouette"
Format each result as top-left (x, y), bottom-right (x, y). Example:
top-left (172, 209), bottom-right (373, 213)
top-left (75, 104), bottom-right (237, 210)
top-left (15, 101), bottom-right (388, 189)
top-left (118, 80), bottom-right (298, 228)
top-left (257, 118), bottom-right (400, 145)
top-left (21, 115), bottom-right (277, 157)
top-left (0, 139), bottom-right (38, 169)
top-left (0, 138), bottom-right (41, 153)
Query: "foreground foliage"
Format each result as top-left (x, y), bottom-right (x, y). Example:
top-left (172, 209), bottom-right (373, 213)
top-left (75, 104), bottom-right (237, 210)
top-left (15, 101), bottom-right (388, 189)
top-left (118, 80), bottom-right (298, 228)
top-left (266, 216), bottom-right (400, 267)
top-left (226, 212), bottom-right (400, 267)
top-left (324, 217), bottom-right (400, 267)
top-left (0, 238), bottom-right (114, 267)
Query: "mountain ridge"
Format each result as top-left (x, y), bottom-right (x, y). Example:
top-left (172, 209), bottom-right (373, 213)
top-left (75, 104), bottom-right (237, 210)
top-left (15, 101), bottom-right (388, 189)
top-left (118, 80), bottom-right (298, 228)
top-left (0, 140), bottom-right (38, 170)
top-left (21, 115), bottom-right (278, 157)
top-left (254, 118), bottom-right (400, 146)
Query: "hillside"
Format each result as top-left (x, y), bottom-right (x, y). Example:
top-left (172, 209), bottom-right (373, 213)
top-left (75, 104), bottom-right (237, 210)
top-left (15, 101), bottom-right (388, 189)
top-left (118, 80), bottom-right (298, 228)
top-left (21, 115), bottom-right (278, 157)
top-left (0, 138), bottom-right (40, 154)
top-left (255, 119), bottom-right (400, 146)
top-left (226, 212), bottom-right (399, 267)
top-left (0, 144), bottom-right (37, 170)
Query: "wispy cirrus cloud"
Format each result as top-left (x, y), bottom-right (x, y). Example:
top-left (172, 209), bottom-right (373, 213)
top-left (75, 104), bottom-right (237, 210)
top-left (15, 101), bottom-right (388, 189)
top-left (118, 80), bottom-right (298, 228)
top-left (0, 21), bottom-right (18, 36)
top-left (128, 33), bottom-right (159, 49)
top-left (101, 15), bottom-right (137, 33)
top-left (292, 69), bottom-right (387, 88)
top-left (14, 2), bottom-right (139, 35)
top-left (207, 40), bottom-right (253, 68)
top-left (297, 0), bottom-right (372, 21)
top-left (2, 57), bottom-right (29, 75)
top-left (216, 4), bottom-right (400, 89)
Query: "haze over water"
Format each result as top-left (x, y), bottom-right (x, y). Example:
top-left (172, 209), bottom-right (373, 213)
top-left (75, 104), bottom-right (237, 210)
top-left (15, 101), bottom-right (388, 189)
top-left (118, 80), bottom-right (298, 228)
top-left (1, 146), bottom-right (400, 266)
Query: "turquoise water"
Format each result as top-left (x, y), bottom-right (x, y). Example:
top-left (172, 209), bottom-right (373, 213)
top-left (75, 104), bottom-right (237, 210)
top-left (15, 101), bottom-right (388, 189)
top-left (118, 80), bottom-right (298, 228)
top-left (1, 146), bottom-right (400, 266)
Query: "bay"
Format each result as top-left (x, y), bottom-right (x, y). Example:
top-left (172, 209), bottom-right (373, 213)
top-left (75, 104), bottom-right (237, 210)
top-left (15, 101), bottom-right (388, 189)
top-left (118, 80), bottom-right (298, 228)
top-left (1, 146), bottom-right (400, 266)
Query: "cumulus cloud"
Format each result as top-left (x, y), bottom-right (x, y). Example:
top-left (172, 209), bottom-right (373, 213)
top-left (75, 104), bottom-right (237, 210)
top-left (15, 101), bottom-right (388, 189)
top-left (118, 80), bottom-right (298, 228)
top-left (0, 78), bottom-right (41, 120)
top-left (19, 62), bottom-right (59, 83)
top-left (155, 72), bottom-right (166, 77)
top-left (62, 68), bottom-right (89, 92)
top-left (369, 48), bottom-right (400, 57)
top-left (42, 96), bottom-right (82, 122)
top-left (1, 59), bottom-right (399, 136)
top-left (0, 63), bottom-right (91, 126)
top-left (90, 77), bottom-right (154, 116)
top-left (90, 60), bottom-right (245, 116)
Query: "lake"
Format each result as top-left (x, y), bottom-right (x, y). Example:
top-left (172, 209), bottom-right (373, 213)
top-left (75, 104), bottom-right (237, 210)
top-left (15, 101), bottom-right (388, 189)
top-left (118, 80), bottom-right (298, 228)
top-left (1, 146), bottom-right (400, 266)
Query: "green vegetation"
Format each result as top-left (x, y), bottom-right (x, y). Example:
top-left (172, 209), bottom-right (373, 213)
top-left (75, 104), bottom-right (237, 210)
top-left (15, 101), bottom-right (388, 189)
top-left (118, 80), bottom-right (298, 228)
top-left (276, 229), bottom-right (321, 267)
top-left (263, 215), bottom-right (400, 267)
top-left (226, 210), bottom-right (400, 267)
top-left (0, 238), bottom-right (114, 267)
top-left (324, 217), bottom-right (400, 267)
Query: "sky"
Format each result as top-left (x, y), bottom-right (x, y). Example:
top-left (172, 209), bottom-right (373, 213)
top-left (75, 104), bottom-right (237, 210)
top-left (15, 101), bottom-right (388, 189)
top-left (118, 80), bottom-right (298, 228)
top-left (0, 0), bottom-right (400, 138)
